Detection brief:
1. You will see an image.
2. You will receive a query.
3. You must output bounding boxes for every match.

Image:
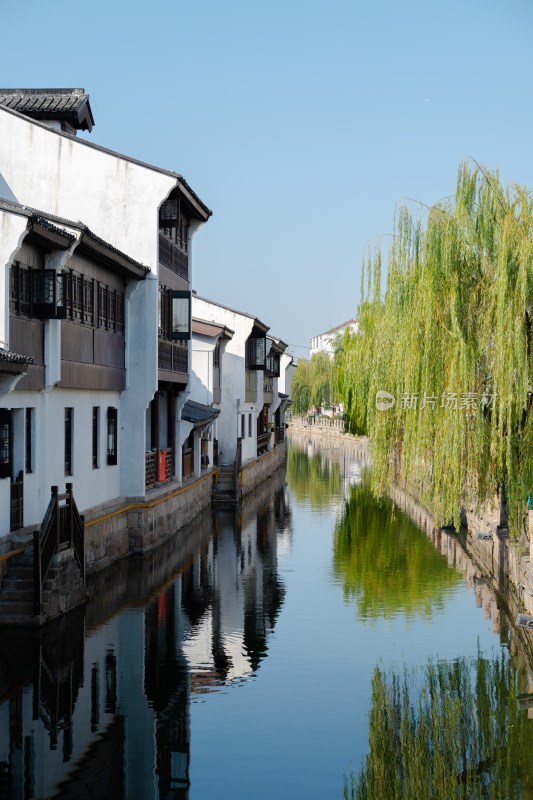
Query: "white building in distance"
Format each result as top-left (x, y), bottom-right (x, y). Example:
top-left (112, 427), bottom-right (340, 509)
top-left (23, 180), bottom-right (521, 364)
top-left (310, 318), bottom-right (358, 359)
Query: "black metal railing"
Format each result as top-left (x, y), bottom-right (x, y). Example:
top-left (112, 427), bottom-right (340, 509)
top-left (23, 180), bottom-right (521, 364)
top-left (33, 484), bottom-right (85, 614)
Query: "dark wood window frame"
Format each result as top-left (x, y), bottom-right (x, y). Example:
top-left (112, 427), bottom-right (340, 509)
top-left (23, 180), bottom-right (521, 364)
top-left (92, 406), bottom-right (100, 469)
top-left (65, 407), bottom-right (73, 476)
top-left (10, 263), bottom-right (124, 332)
top-left (246, 336), bottom-right (267, 370)
top-left (107, 407), bottom-right (118, 466)
top-left (25, 408), bottom-right (34, 474)
top-left (0, 410), bottom-right (12, 480)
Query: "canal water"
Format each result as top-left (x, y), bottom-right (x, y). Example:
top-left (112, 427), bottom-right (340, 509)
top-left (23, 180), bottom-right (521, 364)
top-left (1, 433), bottom-right (532, 799)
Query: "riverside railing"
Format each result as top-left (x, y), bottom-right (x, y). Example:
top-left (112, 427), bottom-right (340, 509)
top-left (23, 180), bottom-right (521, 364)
top-left (33, 484), bottom-right (85, 614)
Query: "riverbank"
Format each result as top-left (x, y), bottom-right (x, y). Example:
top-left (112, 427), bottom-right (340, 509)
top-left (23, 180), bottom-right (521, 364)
top-left (0, 442), bottom-right (288, 626)
top-left (288, 419), bottom-right (533, 618)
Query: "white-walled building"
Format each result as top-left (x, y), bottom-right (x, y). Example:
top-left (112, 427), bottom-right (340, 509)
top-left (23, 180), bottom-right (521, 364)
top-left (191, 295), bottom-right (291, 466)
top-left (310, 318), bottom-right (358, 359)
top-left (0, 89), bottom-right (211, 544)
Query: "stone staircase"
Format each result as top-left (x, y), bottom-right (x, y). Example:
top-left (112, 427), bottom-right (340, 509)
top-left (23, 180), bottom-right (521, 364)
top-left (0, 534), bottom-right (86, 626)
top-left (212, 464), bottom-right (239, 504)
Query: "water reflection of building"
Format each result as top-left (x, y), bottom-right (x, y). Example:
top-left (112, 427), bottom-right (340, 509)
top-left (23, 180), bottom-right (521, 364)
top-left (0, 475), bottom-right (291, 799)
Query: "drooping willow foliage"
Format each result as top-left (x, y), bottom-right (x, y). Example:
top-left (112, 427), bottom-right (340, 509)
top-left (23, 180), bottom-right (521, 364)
top-left (292, 349), bottom-right (343, 415)
top-left (341, 162), bottom-right (533, 534)
top-left (346, 652), bottom-right (533, 800)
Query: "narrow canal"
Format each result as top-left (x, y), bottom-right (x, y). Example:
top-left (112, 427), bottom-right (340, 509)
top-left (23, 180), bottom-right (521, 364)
top-left (1, 433), bottom-right (532, 799)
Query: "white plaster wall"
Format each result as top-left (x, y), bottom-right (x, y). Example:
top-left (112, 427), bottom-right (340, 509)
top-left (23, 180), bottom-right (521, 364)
top-left (0, 109), bottom-right (176, 268)
top-left (192, 297), bottom-right (263, 465)
top-left (190, 334), bottom-right (215, 406)
top-left (0, 387), bottom-right (123, 534)
top-left (0, 211), bottom-right (28, 348)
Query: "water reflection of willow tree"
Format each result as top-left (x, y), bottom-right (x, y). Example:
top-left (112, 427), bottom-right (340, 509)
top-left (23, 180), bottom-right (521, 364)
top-left (287, 446), bottom-right (342, 508)
top-left (333, 472), bottom-right (462, 620)
top-left (347, 653), bottom-right (533, 800)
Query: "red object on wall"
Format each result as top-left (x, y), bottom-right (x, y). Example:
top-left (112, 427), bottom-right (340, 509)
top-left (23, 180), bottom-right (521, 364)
top-left (158, 449), bottom-right (166, 482)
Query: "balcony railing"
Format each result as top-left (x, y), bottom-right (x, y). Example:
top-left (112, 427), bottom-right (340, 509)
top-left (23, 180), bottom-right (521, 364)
top-left (145, 451), bottom-right (156, 491)
top-left (159, 232), bottom-right (188, 280)
top-left (275, 426), bottom-right (285, 444)
top-left (34, 484), bottom-right (85, 614)
top-left (145, 448), bottom-right (174, 492)
top-left (158, 340), bottom-right (188, 374)
top-left (257, 431), bottom-right (270, 456)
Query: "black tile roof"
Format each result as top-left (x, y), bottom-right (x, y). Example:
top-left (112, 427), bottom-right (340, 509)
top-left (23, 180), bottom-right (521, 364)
top-left (182, 400), bottom-right (220, 426)
top-left (0, 349), bottom-right (34, 367)
top-left (0, 88), bottom-right (94, 131)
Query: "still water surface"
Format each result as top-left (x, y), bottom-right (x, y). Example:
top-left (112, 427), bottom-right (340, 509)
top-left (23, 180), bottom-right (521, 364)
top-left (0, 434), bottom-right (531, 798)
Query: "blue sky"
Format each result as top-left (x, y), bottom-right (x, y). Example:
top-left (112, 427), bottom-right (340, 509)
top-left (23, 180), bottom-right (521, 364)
top-left (1, 0), bottom-right (532, 355)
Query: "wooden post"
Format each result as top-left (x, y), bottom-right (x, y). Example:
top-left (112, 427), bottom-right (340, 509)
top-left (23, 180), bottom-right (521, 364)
top-left (33, 529), bottom-right (41, 614)
top-left (52, 486), bottom-right (59, 554)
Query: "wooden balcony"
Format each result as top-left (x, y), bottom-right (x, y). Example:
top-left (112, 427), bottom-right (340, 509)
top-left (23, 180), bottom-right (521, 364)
top-left (159, 231), bottom-right (188, 280)
top-left (158, 339), bottom-right (188, 376)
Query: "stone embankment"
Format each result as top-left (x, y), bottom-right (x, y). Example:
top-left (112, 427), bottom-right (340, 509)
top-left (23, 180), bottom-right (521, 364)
top-left (289, 417), bottom-right (533, 619)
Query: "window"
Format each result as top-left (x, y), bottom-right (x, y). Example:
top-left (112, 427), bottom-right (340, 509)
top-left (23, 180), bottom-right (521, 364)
top-left (107, 407), bottom-right (118, 465)
top-left (92, 407), bottom-right (100, 469)
top-left (0, 410), bottom-right (12, 479)
top-left (25, 408), bottom-right (34, 474)
top-left (241, 414), bottom-right (245, 439)
top-left (248, 413), bottom-right (252, 437)
top-left (266, 351), bottom-right (280, 377)
top-left (246, 336), bottom-right (266, 370)
top-left (10, 263), bottom-right (66, 319)
top-left (65, 408), bottom-right (73, 476)
top-left (171, 291), bottom-right (191, 340)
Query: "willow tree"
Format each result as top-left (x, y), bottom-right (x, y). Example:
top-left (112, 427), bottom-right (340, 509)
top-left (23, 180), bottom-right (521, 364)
top-left (343, 162), bottom-right (533, 534)
top-left (291, 351), bottom-right (339, 414)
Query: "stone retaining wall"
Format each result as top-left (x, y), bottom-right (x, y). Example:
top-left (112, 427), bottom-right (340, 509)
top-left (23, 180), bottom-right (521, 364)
top-left (83, 470), bottom-right (217, 574)
top-left (240, 441), bottom-right (286, 498)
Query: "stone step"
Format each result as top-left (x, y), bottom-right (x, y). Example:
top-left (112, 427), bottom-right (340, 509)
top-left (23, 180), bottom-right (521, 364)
top-left (14, 554), bottom-right (34, 567)
top-left (1, 587), bottom-right (34, 603)
top-left (0, 613), bottom-right (42, 627)
top-left (6, 565), bottom-right (34, 580)
top-left (0, 600), bottom-right (35, 616)
top-left (1, 576), bottom-right (34, 591)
